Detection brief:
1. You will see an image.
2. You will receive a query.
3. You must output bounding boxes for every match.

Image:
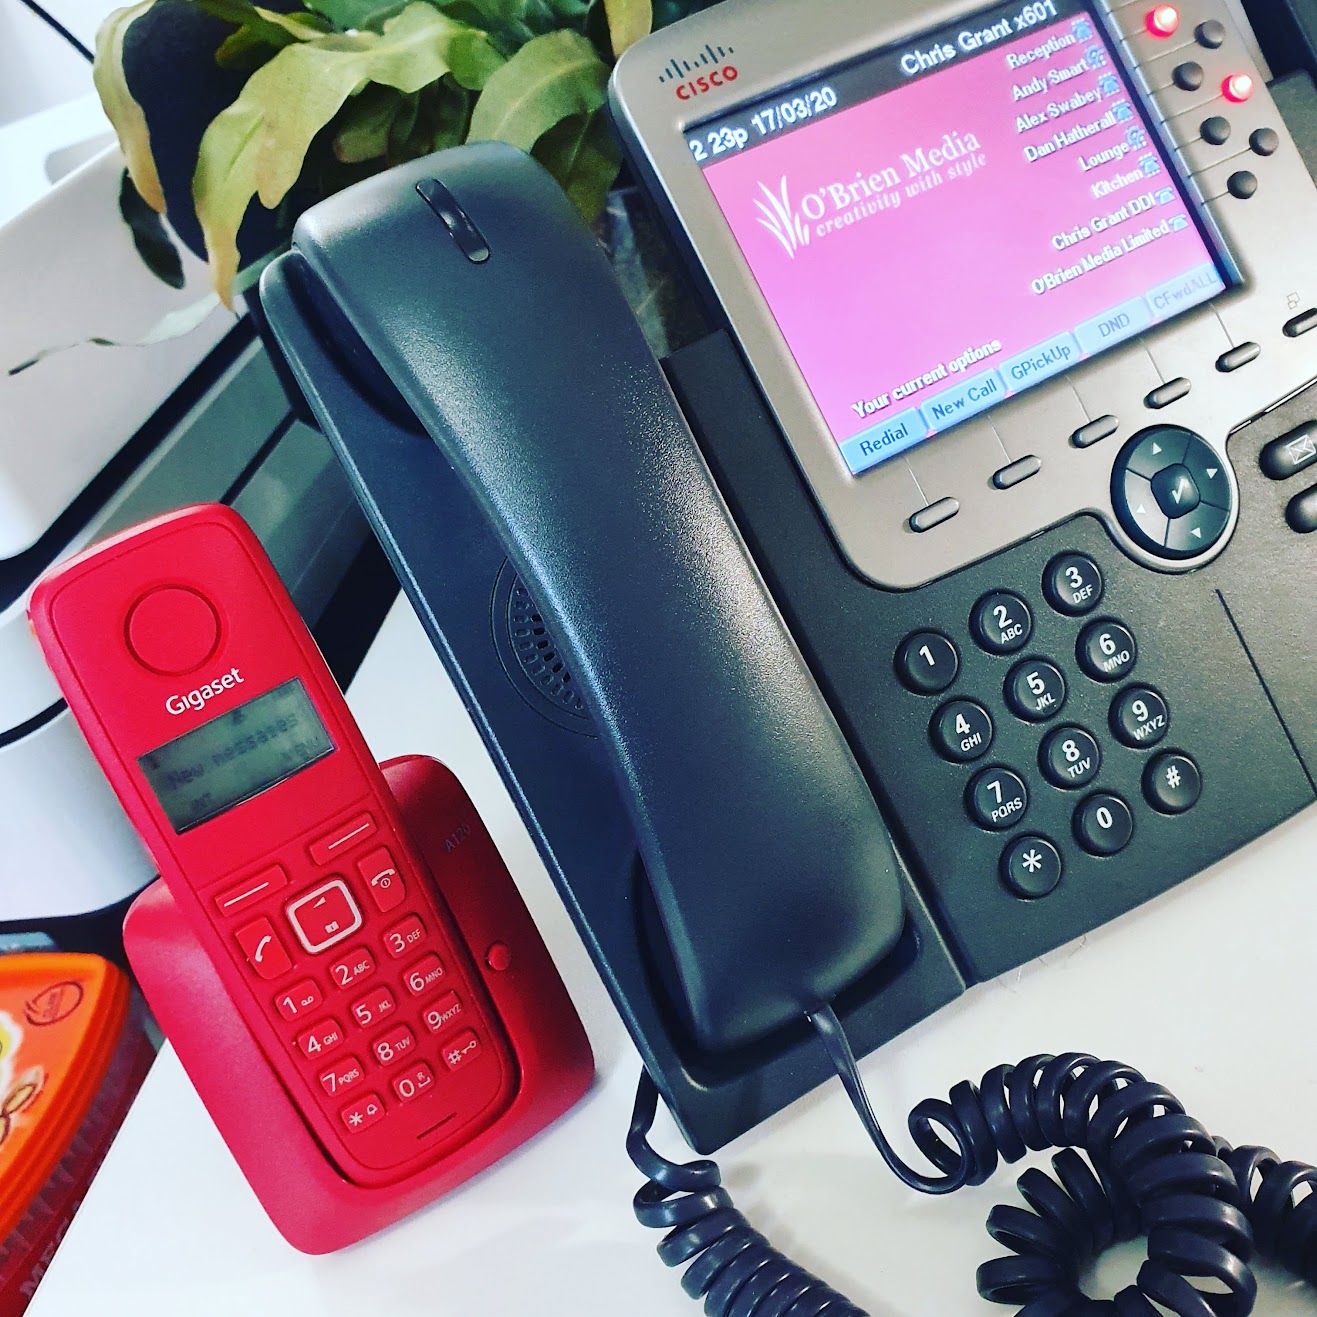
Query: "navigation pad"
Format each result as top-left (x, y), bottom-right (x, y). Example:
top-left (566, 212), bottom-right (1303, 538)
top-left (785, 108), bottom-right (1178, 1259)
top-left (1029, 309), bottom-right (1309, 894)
top-left (1112, 426), bottom-right (1234, 558)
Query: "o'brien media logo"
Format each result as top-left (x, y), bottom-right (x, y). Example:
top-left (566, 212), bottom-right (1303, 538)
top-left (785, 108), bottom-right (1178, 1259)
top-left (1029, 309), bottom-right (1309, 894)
top-left (754, 131), bottom-right (986, 258)
top-left (657, 43), bottom-right (737, 100)
top-left (755, 179), bottom-right (810, 258)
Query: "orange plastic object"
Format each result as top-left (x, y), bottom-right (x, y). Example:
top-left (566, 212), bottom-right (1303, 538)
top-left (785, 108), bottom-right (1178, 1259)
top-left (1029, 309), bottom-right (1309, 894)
top-left (0, 955), bottom-right (154, 1316)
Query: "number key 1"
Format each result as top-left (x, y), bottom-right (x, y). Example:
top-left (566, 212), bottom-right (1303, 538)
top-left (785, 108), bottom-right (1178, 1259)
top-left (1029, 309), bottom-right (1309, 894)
top-left (896, 631), bottom-right (959, 694)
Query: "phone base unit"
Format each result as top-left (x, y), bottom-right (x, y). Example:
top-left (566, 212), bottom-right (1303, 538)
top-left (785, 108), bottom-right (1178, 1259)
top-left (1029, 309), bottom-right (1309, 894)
top-left (256, 5), bottom-right (1317, 1150)
top-left (124, 754), bottom-right (593, 1253)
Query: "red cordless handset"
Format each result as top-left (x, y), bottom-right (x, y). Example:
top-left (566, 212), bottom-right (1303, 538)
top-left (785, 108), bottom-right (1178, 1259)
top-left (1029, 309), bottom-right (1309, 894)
top-left (30, 505), bottom-right (589, 1221)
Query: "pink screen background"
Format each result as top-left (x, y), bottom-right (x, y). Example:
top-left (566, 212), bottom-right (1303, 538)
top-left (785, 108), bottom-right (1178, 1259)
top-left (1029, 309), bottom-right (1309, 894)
top-left (701, 13), bottom-right (1220, 447)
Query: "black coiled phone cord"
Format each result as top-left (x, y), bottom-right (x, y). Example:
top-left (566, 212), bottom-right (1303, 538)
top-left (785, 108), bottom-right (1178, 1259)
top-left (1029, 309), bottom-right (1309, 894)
top-left (626, 1005), bottom-right (1317, 1315)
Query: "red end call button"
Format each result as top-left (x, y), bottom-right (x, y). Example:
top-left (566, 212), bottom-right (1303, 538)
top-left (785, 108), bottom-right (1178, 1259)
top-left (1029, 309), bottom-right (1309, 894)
top-left (358, 847), bottom-right (406, 913)
top-left (286, 879), bottom-right (363, 954)
top-left (126, 587), bottom-right (220, 675)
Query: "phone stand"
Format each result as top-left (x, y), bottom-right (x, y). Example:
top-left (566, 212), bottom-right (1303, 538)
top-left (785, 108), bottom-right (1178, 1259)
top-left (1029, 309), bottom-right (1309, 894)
top-left (123, 754), bottom-right (593, 1254)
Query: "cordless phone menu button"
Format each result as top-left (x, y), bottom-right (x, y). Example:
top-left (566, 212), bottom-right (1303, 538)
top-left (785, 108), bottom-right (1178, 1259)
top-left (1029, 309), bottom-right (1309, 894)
top-left (404, 954), bottom-right (446, 998)
top-left (1111, 685), bottom-right (1170, 747)
top-left (1000, 835), bottom-right (1063, 899)
top-left (441, 1030), bottom-right (483, 1071)
top-left (895, 631), bottom-right (959, 693)
top-left (970, 592), bottom-right (1032, 653)
top-left (931, 700), bottom-right (994, 763)
top-left (371, 1024), bottom-right (416, 1065)
top-left (383, 915), bottom-right (427, 959)
top-left (126, 586), bottom-right (220, 675)
top-left (1039, 726), bottom-right (1101, 789)
top-left (392, 1063), bottom-right (436, 1103)
top-left (328, 946), bottom-right (375, 991)
top-left (274, 979), bottom-right (322, 1021)
top-left (966, 767), bottom-right (1029, 830)
top-left (1077, 621), bottom-right (1137, 682)
top-left (350, 986), bottom-right (396, 1029)
top-left (215, 864), bottom-right (288, 917)
top-left (1043, 554), bottom-right (1103, 616)
top-left (286, 879), bottom-right (363, 955)
top-left (358, 847), bottom-right (406, 913)
top-left (1073, 793), bottom-right (1134, 856)
top-left (296, 1018), bottom-right (344, 1059)
top-left (236, 918), bottom-right (291, 980)
top-left (422, 992), bottom-right (464, 1034)
top-left (1004, 659), bottom-right (1067, 722)
top-left (1144, 751), bottom-right (1202, 813)
top-left (319, 1055), bottom-right (365, 1097)
top-left (309, 812), bottom-right (377, 866)
top-left (340, 1092), bottom-right (386, 1133)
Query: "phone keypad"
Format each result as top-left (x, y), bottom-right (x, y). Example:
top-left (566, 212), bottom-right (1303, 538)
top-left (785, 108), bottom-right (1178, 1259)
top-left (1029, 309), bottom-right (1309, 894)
top-left (213, 801), bottom-right (513, 1175)
top-left (898, 550), bottom-right (1202, 903)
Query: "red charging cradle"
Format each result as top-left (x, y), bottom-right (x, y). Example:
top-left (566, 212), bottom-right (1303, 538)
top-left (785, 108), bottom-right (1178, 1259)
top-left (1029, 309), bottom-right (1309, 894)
top-left (124, 754), bottom-right (594, 1253)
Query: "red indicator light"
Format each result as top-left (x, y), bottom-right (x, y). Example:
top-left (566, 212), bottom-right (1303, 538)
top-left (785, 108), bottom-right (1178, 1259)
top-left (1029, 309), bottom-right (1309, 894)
top-left (1223, 73), bottom-right (1255, 103)
top-left (1146, 5), bottom-right (1180, 36)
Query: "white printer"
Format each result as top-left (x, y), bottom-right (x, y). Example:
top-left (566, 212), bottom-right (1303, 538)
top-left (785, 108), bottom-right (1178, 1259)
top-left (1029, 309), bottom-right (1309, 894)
top-left (0, 149), bottom-right (375, 943)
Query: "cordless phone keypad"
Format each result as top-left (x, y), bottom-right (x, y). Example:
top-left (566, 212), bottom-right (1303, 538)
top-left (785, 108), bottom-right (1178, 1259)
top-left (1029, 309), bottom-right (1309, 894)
top-left (901, 551), bottom-right (1202, 901)
top-left (214, 804), bottom-right (506, 1166)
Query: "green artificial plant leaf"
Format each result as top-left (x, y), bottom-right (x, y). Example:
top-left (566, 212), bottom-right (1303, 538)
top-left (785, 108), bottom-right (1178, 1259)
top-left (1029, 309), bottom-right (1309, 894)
top-left (192, 1), bottom-right (505, 302)
top-left (118, 168), bottom-right (185, 288)
top-left (467, 29), bottom-right (608, 152)
top-left (602, 0), bottom-right (650, 58)
top-left (92, 0), bottom-right (165, 212)
top-left (532, 109), bottom-right (621, 220)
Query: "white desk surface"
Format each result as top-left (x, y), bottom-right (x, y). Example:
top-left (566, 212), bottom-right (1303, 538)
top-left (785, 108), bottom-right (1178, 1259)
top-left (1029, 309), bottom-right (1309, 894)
top-left (29, 595), bottom-right (1317, 1315)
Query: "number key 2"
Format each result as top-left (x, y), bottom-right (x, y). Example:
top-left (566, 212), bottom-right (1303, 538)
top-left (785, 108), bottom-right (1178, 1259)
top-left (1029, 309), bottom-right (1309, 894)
top-left (383, 915), bottom-right (426, 959)
top-left (329, 946), bottom-right (375, 990)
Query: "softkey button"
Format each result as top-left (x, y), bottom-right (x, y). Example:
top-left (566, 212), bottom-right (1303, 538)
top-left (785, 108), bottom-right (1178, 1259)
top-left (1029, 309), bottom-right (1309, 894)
top-left (1001, 835), bottom-right (1063, 898)
top-left (966, 766), bottom-right (1029, 830)
top-left (1285, 485), bottom-right (1317, 533)
top-left (1145, 378), bottom-right (1191, 410)
top-left (1078, 621), bottom-right (1137, 682)
top-left (1144, 751), bottom-right (1202, 813)
top-left (1072, 415), bottom-right (1118, 448)
top-left (1005, 659), bottom-right (1067, 722)
top-left (931, 700), bottom-right (994, 763)
top-left (1216, 343), bottom-right (1259, 372)
top-left (309, 813), bottom-right (377, 866)
top-left (970, 591), bottom-right (1032, 653)
top-left (1111, 686), bottom-right (1169, 747)
top-left (1039, 726), bottom-right (1101, 789)
top-left (909, 498), bottom-right (960, 532)
top-left (896, 631), bottom-right (959, 693)
top-left (1073, 793), bottom-right (1134, 856)
top-left (993, 455), bottom-right (1041, 489)
top-left (1283, 308), bottom-right (1317, 338)
top-left (1259, 424), bottom-right (1317, 481)
top-left (1043, 553), bottom-right (1103, 616)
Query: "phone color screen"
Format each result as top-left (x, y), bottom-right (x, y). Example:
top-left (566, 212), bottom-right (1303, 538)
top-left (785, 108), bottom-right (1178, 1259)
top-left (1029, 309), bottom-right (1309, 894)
top-left (138, 678), bottom-right (335, 832)
top-left (687, 0), bottom-right (1228, 475)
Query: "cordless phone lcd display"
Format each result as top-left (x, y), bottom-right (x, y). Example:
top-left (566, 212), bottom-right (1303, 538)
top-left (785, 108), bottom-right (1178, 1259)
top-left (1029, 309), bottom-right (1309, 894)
top-left (138, 678), bottom-right (335, 832)
top-left (686, 0), bottom-right (1229, 475)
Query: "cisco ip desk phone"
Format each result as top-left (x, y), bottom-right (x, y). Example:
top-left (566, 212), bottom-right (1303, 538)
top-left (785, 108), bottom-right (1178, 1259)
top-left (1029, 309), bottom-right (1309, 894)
top-left (255, 0), bottom-right (1317, 1307)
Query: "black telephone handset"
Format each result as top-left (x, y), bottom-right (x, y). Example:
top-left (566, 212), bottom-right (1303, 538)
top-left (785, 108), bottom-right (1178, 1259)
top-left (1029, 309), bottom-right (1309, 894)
top-left (264, 143), bottom-right (905, 1056)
